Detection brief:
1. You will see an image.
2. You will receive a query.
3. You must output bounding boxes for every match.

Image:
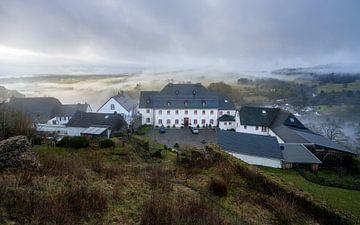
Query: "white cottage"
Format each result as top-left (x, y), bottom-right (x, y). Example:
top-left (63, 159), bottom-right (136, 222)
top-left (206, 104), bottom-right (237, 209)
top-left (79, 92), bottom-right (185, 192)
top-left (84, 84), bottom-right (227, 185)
top-left (97, 91), bottom-right (138, 125)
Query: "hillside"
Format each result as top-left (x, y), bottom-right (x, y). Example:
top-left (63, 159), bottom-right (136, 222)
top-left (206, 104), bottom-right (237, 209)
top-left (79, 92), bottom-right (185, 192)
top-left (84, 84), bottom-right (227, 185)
top-left (0, 136), bottom-right (358, 225)
top-left (0, 86), bottom-right (24, 102)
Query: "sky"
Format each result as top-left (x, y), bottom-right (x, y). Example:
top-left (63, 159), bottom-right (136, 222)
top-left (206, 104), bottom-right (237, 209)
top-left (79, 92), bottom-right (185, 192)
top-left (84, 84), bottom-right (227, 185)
top-left (0, 0), bottom-right (360, 75)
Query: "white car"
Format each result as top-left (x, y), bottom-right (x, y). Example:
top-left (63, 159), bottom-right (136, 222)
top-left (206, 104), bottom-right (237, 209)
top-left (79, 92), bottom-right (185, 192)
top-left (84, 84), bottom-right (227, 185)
top-left (191, 127), bottom-right (199, 134)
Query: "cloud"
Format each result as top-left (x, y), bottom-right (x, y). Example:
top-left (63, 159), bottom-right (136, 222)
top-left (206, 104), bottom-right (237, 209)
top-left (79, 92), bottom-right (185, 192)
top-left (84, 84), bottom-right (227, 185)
top-left (0, 0), bottom-right (359, 74)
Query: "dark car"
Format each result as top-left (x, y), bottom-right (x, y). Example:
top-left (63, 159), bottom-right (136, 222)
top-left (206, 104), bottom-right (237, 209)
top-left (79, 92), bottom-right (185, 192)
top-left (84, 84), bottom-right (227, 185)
top-left (159, 126), bottom-right (166, 133)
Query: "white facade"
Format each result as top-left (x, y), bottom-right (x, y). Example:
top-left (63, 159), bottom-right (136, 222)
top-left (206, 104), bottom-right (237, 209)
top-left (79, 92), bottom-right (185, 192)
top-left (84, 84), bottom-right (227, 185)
top-left (139, 108), bottom-right (236, 128)
top-left (229, 152), bottom-right (282, 168)
top-left (97, 97), bottom-right (136, 124)
top-left (218, 121), bottom-right (236, 130)
top-left (46, 105), bottom-right (92, 125)
top-left (235, 111), bottom-right (284, 143)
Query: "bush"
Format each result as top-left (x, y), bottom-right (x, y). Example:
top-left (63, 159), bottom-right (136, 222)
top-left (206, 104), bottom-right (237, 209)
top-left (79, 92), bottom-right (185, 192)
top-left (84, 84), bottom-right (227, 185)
top-left (350, 157), bottom-right (360, 174)
top-left (209, 176), bottom-right (228, 197)
top-left (173, 143), bottom-right (179, 149)
top-left (98, 139), bottom-right (114, 148)
top-left (31, 136), bottom-right (42, 145)
top-left (56, 136), bottom-right (89, 149)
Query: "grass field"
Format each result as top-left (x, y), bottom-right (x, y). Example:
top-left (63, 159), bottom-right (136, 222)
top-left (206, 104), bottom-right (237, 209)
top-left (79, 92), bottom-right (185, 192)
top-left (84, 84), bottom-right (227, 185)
top-left (318, 80), bottom-right (360, 93)
top-left (258, 167), bottom-right (360, 220)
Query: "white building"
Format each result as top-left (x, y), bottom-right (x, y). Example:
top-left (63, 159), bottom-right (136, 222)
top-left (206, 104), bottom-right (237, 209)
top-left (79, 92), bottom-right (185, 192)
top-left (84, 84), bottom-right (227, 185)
top-left (47, 103), bottom-right (92, 125)
top-left (97, 91), bottom-right (138, 125)
top-left (218, 114), bottom-right (236, 130)
top-left (138, 83), bottom-right (236, 128)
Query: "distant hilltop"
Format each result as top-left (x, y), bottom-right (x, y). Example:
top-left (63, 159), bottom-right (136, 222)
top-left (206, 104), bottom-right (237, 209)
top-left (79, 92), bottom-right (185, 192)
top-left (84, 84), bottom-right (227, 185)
top-left (0, 86), bottom-right (24, 102)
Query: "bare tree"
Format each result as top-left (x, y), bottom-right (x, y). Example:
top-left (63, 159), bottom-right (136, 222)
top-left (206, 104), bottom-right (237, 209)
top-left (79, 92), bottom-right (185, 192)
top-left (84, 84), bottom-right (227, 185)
top-left (320, 123), bottom-right (346, 144)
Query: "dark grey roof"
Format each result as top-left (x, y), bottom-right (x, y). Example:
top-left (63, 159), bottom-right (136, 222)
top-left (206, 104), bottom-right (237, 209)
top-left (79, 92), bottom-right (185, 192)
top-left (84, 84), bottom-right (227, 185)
top-left (8, 97), bottom-right (62, 123)
top-left (218, 114), bottom-right (235, 122)
top-left (112, 92), bottom-right (138, 111)
top-left (280, 143), bottom-right (322, 164)
top-left (139, 91), bottom-right (158, 108)
top-left (139, 83), bottom-right (235, 110)
top-left (270, 110), bottom-right (355, 154)
top-left (67, 111), bottom-right (126, 131)
top-left (51, 104), bottom-right (89, 117)
top-left (218, 130), bottom-right (283, 160)
top-left (239, 106), bottom-right (280, 126)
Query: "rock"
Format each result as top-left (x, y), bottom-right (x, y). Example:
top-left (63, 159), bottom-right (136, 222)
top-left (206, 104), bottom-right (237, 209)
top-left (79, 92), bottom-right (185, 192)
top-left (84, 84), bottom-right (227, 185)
top-left (0, 136), bottom-right (40, 169)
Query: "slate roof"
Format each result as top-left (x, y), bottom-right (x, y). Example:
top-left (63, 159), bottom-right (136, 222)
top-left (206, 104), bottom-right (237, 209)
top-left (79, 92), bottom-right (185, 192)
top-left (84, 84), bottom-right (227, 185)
top-left (139, 83), bottom-right (235, 110)
top-left (270, 110), bottom-right (354, 154)
top-left (112, 92), bottom-right (138, 112)
top-left (218, 130), bottom-right (283, 160)
top-left (8, 97), bottom-right (62, 123)
top-left (67, 111), bottom-right (126, 131)
top-left (280, 143), bottom-right (322, 164)
top-left (218, 114), bottom-right (235, 122)
top-left (239, 106), bottom-right (280, 126)
top-left (51, 104), bottom-right (89, 117)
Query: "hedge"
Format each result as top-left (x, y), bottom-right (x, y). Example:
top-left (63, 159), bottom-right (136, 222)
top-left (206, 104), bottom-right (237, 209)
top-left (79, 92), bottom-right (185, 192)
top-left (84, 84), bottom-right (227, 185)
top-left (56, 136), bottom-right (89, 149)
top-left (99, 139), bottom-right (114, 149)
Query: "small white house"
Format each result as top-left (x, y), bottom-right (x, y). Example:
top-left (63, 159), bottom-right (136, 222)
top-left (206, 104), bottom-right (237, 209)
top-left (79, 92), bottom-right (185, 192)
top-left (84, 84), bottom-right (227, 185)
top-left (218, 114), bottom-right (236, 130)
top-left (97, 91), bottom-right (138, 125)
top-left (47, 103), bottom-right (92, 125)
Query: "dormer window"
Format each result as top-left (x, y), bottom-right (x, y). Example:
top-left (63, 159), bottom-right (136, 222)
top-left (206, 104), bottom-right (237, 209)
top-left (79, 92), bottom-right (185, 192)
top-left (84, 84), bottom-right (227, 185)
top-left (184, 100), bottom-right (188, 106)
top-left (175, 90), bottom-right (179, 95)
top-left (167, 101), bottom-right (171, 106)
top-left (146, 98), bottom-right (151, 104)
top-left (202, 100), bottom-right (206, 107)
top-left (192, 90), bottom-right (196, 95)
top-left (290, 117), bottom-right (295, 123)
top-left (262, 110), bottom-right (266, 114)
top-left (224, 99), bottom-right (228, 103)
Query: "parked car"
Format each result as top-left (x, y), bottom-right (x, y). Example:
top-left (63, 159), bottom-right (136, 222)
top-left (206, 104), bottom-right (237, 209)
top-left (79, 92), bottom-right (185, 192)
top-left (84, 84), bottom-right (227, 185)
top-left (191, 127), bottom-right (199, 134)
top-left (159, 126), bottom-right (166, 133)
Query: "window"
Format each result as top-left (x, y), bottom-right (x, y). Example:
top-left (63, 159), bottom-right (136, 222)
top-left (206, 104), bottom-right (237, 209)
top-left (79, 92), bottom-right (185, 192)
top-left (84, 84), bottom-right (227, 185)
top-left (202, 110), bottom-right (206, 115)
top-left (175, 110), bottom-right (179, 115)
top-left (210, 110), bottom-right (214, 115)
top-left (167, 101), bottom-right (171, 106)
top-left (194, 110), bottom-right (197, 115)
top-left (175, 119), bottom-right (179, 124)
top-left (158, 119), bottom-right (162, 124)
top-left (219, 111), bottom-right (223, 115)
top-left (167, 110), bottom-right (170, 115)
top-left (111, 104), bottom-right (115, 110)
top-left (158, 110), bottom-right (162, 115)
top-left (229, 122), bottom-right (232, 125)
top-left (52, 120), bottom-right (57, 125)
top-left (194, 119), bottom-right (198, 124)
top-left (146, 118), bottom-right (150, 123)
top-left (202, 119), bottom-right (206, 124)
top-left (184, 100), bottom-right (188, 106)
top-left (262, 126), bottom-right (267, 132)
top-left (210, 119), bottom-right (214, 124)
top-left (146, 109), bottom-right (150, 113)
top-left (185, 110), bottom-right (188, 115)
top-left (226, 111), bottom-right (230, 115)
top-left (244, 125), bottom-right (247, 129)
top-left (255, 126), bottom-right (259, 130)
top-left (224, 122), bottom-right (227, 125)
top-left (167, 119), bottom-right (171, 124)
top-left (202, 100), bottom-right (206, 106)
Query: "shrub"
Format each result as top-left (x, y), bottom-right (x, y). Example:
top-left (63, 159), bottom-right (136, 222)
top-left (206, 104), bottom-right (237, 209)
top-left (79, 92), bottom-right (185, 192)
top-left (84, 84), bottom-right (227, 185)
top-left (141, 193), bottom-right (233, 225)
top-left (31, 136), bottom-right (42, 145)
top-left (209, 176), bottom-right (228, 197)
top-left (56, 136), bottom-right (89, 149)
top-left (350, 157), bottom-right (360, 174)
top-left (98, 139), bottom-right (114, 148)
top-left (173, 143), bottom-right (179, 149)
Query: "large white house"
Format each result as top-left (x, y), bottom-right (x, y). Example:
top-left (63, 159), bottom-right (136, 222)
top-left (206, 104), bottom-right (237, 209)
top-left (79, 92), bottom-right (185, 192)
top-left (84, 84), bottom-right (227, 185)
top-left (138, 83), bottom-right (235, 128)
top-left (97, 91), bottom-right (138, 124)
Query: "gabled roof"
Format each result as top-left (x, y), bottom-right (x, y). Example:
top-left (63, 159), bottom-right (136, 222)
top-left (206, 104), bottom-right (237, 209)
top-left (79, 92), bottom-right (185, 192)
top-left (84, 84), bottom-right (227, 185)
top-left (280, 143), bottom-right (322, 164)
top-left (239, 106), bottom-right (280, 126)
top-left (218, 130), bottom-right (283, 160)
top-left (218, 114), bottom-right (235, 122)
top-left (139, 91), bottom-right (158, 108)
top-left (8, 97), bottom-right (62, 123)
top-left (51, 103), bottom-right (90, 117)
top-left (67, 111), bottom-right (126, 131)
top-left (270, 110), bottom-right (355, 154)
top-left (109, 92), bottom-right (138, 112)
top-left (139, 83), bottom-right (235, 110)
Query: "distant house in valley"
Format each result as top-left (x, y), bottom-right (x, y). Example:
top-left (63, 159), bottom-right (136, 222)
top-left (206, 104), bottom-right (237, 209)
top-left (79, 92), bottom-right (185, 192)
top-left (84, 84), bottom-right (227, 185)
top-left (138, 83), bottom-right (235, 127)
top-left (66, 111), bottom-right (127, 138)
top-left (97, 91), bottom-right (138, 125)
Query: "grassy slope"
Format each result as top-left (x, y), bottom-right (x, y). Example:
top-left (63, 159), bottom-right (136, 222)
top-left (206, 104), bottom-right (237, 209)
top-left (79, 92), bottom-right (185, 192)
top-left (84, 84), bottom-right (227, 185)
top-left (258, 167), bottom-right (360, 220)
top-left (318, 80), bottom-right (360, 93)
